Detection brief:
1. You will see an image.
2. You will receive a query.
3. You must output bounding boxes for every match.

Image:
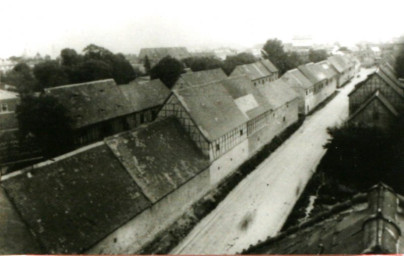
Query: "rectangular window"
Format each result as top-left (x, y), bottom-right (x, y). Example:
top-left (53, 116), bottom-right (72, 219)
top-left (216, 143), bottom-right (220, 151)
top-left (1, 103), bottom-right (8, 112)
top-left (240, 129), bottom-right (243, 136)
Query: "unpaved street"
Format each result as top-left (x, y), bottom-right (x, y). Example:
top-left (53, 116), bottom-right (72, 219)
top-left (171, 69), bottom-right (374, 254)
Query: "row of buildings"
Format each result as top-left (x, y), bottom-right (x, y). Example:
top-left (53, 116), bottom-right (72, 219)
top-left (348, 58), bottom-right (404, 130)
top-left (0, 53), bottom-right (357, 254)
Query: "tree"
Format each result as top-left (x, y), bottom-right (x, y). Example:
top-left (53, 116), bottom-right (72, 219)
top-left (285, 51), bottom-right (305, 71)
top-left (262, 39), bottom-right (289, 75)
top-left (222, 52), bottom-right (257, 75)
top-left (16, 95), bottom-right (74, 157)
top-left (2, 63), bottom-right (37, 94)
top-left (395, 45), bottom-right (404, 78)
top-left (150, 56), bottom-right (184, 89)
top-left (69, 59), bottom-right (113, 83)
top-left (61, 48), bottom-right (82, 67)
top-left (182, 56), bottom-right (224, 72)
top-left (33, 61), bottom-right (69, 90)
top-left (308, 49), bottom-right (329, 63)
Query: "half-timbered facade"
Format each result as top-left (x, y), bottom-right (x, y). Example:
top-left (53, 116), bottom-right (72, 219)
top-left (349, 69), bottom-right (404, 114)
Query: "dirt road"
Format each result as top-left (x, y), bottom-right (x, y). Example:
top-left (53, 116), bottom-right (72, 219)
top-left (171, 69), bottom-right (374, 254)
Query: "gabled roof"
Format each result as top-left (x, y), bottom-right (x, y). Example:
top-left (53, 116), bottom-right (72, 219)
top-left (138, 47), bottom-right (190, 60)
top-left (328, 55), bottom-right (350, 73)
top-left (219, 76), bottom-right (273, 119)
top-left (45, 79), bottom-right (134, 129)
top-left (349, 70), bottom-right (404, 98)
top-left (242, 184), bottom-right (404, 254)
top-left (104, 117), bottom-right (209, 203)
top-left (378, 65), bottom-right (403, 89)
top-left (260, 59), bottom-right (279, 73)
top-left (230, 60), bottom-right (278, 81)
top-left (0, 116), bottom-right (209, 254)
top-left (257, 79), bottom-right (299, 109)
top-left (1, 142), bottom-right (152, 253)
top-left (316, 60), bottom-right (339, 79)
top-left (174, 68), bottom-right (227, 89)
top-left (348, 90), bottom-right (399, 122)
top-left (118, 79), bottom-right (170, 112)
top-left (281, 68), bottom-right (313, 89)
top-left (174, 82), bottom-right (248, 141)
top-left (298, 63), bottom-right (327, 84)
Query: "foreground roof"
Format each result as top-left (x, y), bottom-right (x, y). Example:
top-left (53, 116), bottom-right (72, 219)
top-left (316, 60), bottom-right (339, 79)
top-left (298, 63), bottom-right (327, 84)
top-left (174, 82), bottom-right (248, 141)
top-left (242, 184), bottom-right (404, 254)
top-left (45, 79), bottom-right (133, 129)
top-left (328, 55), bottom-right (350, 73)
top-left (0, 116), bottom-right (209, 254)
top-left (118, 79), bottom-right (170, 112)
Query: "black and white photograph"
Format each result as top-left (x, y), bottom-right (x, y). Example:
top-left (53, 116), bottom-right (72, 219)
top-left (1, 0), bottom-right (404, 254)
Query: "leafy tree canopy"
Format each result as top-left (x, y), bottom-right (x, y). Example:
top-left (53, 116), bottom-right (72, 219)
top-left (182, 56), bottom-right (223, 72)
top-left (222, 52), bottom-right (257, 75)
top-left (16, 95), bottom-right (74, 157)
top-left (150, 56), bottom-right (184, 89)
top-left (308, 49), bottom-right (329, 63)
top-left (262, 39), bottom-right (289, 75)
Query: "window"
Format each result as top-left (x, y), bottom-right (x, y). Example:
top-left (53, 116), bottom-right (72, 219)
top-left (240, 129), bottom-right (243, 136)
top-left (216, 143), bottom-right (220, 151)
top-left (286, 103), bottom-right (289, 108)
top-left (1, 103), bottom-right (8, 112)
top-left (283, 116), bottom-right (286, 122)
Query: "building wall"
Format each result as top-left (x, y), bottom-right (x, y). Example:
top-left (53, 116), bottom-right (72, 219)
top-left (349, 75), bottom-right (404, 114)
top-left (158, 95), bottom-right (210, 156)
top-left (349, 99), bottom-right (397, 131)
top-left (248, 99), bottom-right (299, 155)
top-left (0, 98), bottom-right (19, 113)
top-left (86, 166), bottom-right (211, 254)
top-left (209, 124), bottom-right (247, 160)
top-left (209, 139), bottom-right (249, 186)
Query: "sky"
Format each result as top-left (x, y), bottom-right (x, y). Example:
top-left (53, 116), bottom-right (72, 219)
top-left (1, 0), bottom-right (403, 58)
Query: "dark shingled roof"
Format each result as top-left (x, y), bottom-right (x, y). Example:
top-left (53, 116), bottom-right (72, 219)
top-left (0, 187), bottom-right (42, 254)
top-left (242, 184), bottom-right (404, 254)
top-left (45, 79), bottom-right (134, 129)
top-left (282, 68), bottom-right (314, 89)
top-left (258, 79), bottom-right (299, 109)
top-left (1, 143), bottom-right (152, 253)
top-left (104, 117), bottom-right (209, 203)
top-left (348, 90), bottom-right (399, 122)
top-left (220, 76), bottom-right (273, 119)
top-left (118, 79), bottom-right (170, 112)
top-left (231, 60), bottom-right (278, 81)
top-left (138, 47), bottom-right (190, 61)
top-left (298, 63), bottom-right (327, 84)
top-left (175, 68), bottom-right (228, 89)
top-left (379, 65), bottom-right (403, 89)
top-left (174, 82), bottom-right (248, 141)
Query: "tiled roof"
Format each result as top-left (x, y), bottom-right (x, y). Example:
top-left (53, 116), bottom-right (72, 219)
top-left (242, 184), bottom-right (404, 254)
top-left (328, 55), bottom-right (350, 73)
top-left (258, 79), bottom-right (299, 109)
top-left (45, 79), bottom-right (134, 129)
top-left (348, 90), bottom-right (399, 122)
top-left (105, 117), bottom-right (209, 203)
top-left (0, 116), bottom-right (208, 254)
top-left (138, 47), bottom-right (190, 60)
top-left (174, 82), bottom-right (248, 141)
top-left (379, 65), bottom-right (403, 89)
top-left (298, 63), bottom-right (327, 84)
top-left (220, 76), bottom-right (273, 119)
top-left (281, 69), bottom-right (313, 89)
top-left (119, 79), bottom-right (170, 112)
top-left (231, 60), bottom-right (278, 81)
top-left (0, 89), bottom-right (18, 101)
top-left (1, 142), bottom-right (152, 253)
top-left (175, 68), bottom-right (227, 89)
top-left (316, 60), bottom-right (339, 79)
top-left (260, 59), bottom-right (279, 73)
